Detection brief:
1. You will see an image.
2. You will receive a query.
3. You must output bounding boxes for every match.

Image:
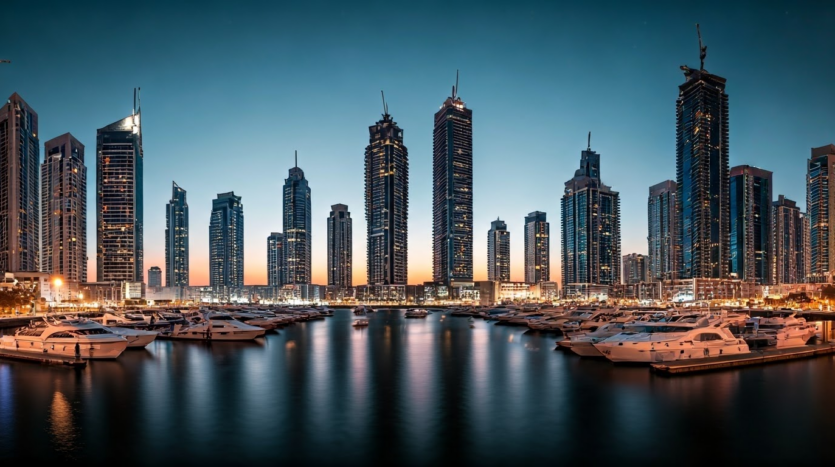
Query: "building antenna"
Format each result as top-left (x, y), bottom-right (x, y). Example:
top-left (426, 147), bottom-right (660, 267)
top-left (381, 90), bottom-right (388, 116)
top-left (137, 87), bottom-right (141, 112)
top-left (454, 69), bottom-right (459, 100)
top-left (133, 88), bottom-right (136, 115)
top-left (588, 131), bottom-right (591, 151)
top-left (696, 23), bottom-right (707, 70)
top-left (295, 150), bottom-right (298, 168)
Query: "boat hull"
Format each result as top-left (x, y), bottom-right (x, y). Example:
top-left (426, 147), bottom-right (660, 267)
top-left (2, 337), bottom-right (128, 359)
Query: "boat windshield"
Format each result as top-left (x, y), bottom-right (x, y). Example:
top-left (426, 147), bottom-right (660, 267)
top-left (624, 325), bottom-right (693, 333)
top-left (72, 329), bottom-right (113, 336)
top-left (210, 315), bottom-right (234, 320)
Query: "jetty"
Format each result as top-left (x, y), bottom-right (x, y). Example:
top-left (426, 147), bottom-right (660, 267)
top-left (0, 348), bottom-right (87, 367)
top-left (651, 342), bottom-right (835, 376)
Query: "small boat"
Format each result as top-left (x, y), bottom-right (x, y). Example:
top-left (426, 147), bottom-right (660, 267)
top-left (404, 309), bottom-right (428, 318)
top-left (353, 306), bottom-right (367, 315)
top-left (353, 318), bottom-right (369, 327)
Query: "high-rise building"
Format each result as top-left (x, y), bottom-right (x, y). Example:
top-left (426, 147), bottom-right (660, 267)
top-left (561, 136), bottom-right (621, 288)
top-left (773, 195), bottom-right (806, 284)
top-left (647, 180), bottom-right (677, 281)
top-left (433, 76), bottom-right (473, 286)
top-left (0, 93), bottom-right (39, 273)
top-left (97, 90), bottom-right (143, 282)
top-left (524, 211), bottom-right (549, 284)
top-left (729, 165), bottom-right (772, 284)
top-left (622, 253), bottom-right (648, 285)
top-left (799, 212), bottom-right (810, 283)
top-left (165, 181), bottom-right (189, 287)
top-left (365, 101), bottom-right (408, 285)
top-left (487, 218), bottom-right (510, 282)
top-left (676, 37), bottom-right (729, 280)
top-left (284, 152), bottom-right (311, 284)
top-left (267, 232), bottom-right (285, 287)
top-left (807, 144), bottom-right (835, 282)
top-left (209, 192), bottom-right (244, 288)
top-left (41, 133), bottom-right (86, 282)
top-left (328, 204), bottom-right (352, 289)
top-left (147, 266), bottom-right (162, 288)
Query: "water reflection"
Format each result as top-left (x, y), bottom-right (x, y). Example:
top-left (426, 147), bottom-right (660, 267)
top-left (49, 391), bottom-right (78, 458)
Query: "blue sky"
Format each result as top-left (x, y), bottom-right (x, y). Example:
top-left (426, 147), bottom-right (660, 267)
top-left (2, 0), bottom-right (834, 285)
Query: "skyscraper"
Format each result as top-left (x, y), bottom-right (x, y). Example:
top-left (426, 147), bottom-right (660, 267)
top-left (284, 152), bottom-right (311, 284)
top-left (561, 136), bottom-right (621, 288)
top-left (524, 211), bottom-right (549, 284)
top-left (622, 253), bottom-right (648, 285)
top-left (433, 75), bottom-right (473, 286)
top-left (799, 212), bottom-right (810, 283)
top-left (209, 192), bottom-right (244, 289)
top-left (97, 90), bottom-right (143, 282)
top-left (148, 266), bottom-right (162, 287)
top-left (773, 195), bottom-right (805, 284)
top-left (165, 181), bottom-right (189, 287)
top-left (328, 204), bottom-right (352, 289)
top-left (676, 33), bottom-right (729, 280)
top-left (647, 180), bottom-right (677, 281)
top-left (0, 93), bottom-right (39, 273)
top-left (41, 133), bottom-right (86, 282)
top-left (807, 144), bottom-right (835, 282)
top-left (365, 99), bottom-right (408, 285)
top-left (487, 218), bottom-right (510, 282)
top-left (729, 165), bottom-right (772, 284)
top-left (267, 232), bottom-right (285, 287)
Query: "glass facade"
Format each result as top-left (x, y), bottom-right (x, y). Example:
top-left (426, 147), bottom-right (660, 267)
top-left (524, 212), bottom-right (549, 284)
top-left (433, 86), bottom-right (473, 285)
top-left (807, 145), bottom-right (835, 282)
top-left (328, 204), bottom-right (352, 289)
top-left (96, 94), bottom-right (143, 282)
top-left (165, 181), bottom-right (189, 287)
top-left (676, 67), bottom-right (729, 279)
top-left (487, 218), bottom-right (510, 282)
top-left (365, 110), bottom-right (408, 285)
top-left (41, 133), bottom-right (86, 282)
top-left (209, 192), bottom-right (244, 288)
top-left (647, 180), bottom-right (677, 281)
top-left (772, 195), bottom-right (805, 284)
top-left (283, 156), bottom-right (311, 284)
top-left (622, 253), bottom-right (648, 285)
top-left (267, 232), bottom-right (285, 287)
top-left (729, 165), bottom-right (772, 284)
top-left (148, 266), bottom-right (162, 288)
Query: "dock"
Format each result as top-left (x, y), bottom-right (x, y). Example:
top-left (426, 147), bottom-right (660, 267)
top-left (651, 343), bottom-right (835, 376)
top-left (0, 348), bottom-right (87, 368)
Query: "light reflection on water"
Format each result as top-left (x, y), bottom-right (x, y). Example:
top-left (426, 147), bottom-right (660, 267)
top-left (1, 309), bottom-right (835, 463)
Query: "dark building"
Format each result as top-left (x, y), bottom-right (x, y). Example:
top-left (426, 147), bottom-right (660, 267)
top-left (365, 101), bottom-right (408, 285)
top-left (0, 93), bottom-right (39, 273)
top-left (524, 212), bottom-right (549, 284)
top-left (729, 165), bottom-right (772, 284)
top-left (328, 204), bottom-right (352, 289)
top-left (433, 76), bottom-right (473, 286)
top-left (807, 144), bottom-right (835, 282)
top-left (676, 36), bottom-right (729, 280)
top-left (623, 253), bottom-right (648, 285)
top-left (165, 181), bottom-right (189, 287)
top-left (148, 266), bottom-right (162, 288)
top-left (284, 152), bottom-right (311, 284)
top-left (561, 136), bottom-right (621, 288)
top-left (647, 180), bottom-right (677, 281)
top-left (487, 218), bottom-right (510, 282)
top-left (42, 133), bottom-right (86, 282)
top-left (210, 192), bottom-right (244, 288)
top-left (267, 232), bottom-right (285, 287)
top-left (772, 195), bottom-right (806, 284)
top-left (97, 90), bottom-right (143, 282)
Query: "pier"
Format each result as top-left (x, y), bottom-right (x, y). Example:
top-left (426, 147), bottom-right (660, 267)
top-left (650, 342), bottom-right (835, 376)
top-left (0, 348), bottom-right (87, 367)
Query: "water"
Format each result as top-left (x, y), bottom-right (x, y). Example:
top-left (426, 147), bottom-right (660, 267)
top-left (1, 309), bottom-right (834, 464)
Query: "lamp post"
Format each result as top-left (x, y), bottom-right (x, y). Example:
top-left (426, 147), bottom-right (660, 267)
top-left (53, 278), bottom-right (63, 307)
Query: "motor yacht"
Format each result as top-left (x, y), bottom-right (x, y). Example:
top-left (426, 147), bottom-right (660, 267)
top-left (743, 312), bottom-right (816, 349)
top-left (1, 316), bottom-right (129, 359)
top-left (557, 322), bottom-right (630, 357)
top-left (227, 311), bottom-right (283, 330)
top-left (103, 326), bottom-right (158, 348)
top-left (353, 318), bottom-right (370, 327)
top-left (162, 313), bottom-right (265, 341)
top-left (404, 309), bottom-right (428, 318)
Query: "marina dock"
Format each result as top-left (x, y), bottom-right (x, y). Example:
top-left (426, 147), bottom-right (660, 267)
top-left (0, 348), bottom-right (87, 367)
top-left (651, 342), bottom-right (835, 376)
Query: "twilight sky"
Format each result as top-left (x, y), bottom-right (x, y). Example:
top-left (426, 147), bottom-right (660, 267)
top-left (2, 1), bottom-right (834, 286)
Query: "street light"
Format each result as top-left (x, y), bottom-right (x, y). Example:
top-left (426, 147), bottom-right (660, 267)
top-left (53, 278), bottom-right (63, 305)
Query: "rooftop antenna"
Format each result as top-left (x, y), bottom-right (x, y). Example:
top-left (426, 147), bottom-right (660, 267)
top-left (133, 88), bottom-right (136, 115)
top-left (381, 90), bottom-right (388, 117)
top-left (454, 69), bottom-right (459, 100)
top-left (696, 23), bottom-right (707, 71)
top-left (295, 150), bottom-right (298, 168)
top-left (587, 131), bottom-right (591, 151)
top-left (137, 87), bottom-right (141, 112)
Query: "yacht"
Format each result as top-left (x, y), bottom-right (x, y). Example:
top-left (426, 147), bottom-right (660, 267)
top-left (593, 319), bottom-right (749, 363)
top-left (227, 311), bottom-right (283, 330)
top-left (162, 313), bottom-right (265, 341)
top-left (353, 305), bottom-right (368, 315)
top-left (557, 322), bottom-right (630, 357)
top-left (352, 318), bottom-right (370, 327)
top-left (743, 312), bottom-right (816, 349)
top-left (104, 326), bottom-right (158, 348)
top-left (1, 316), bottom-right (129, 359)
top-left (404, 309), bottom-right (428, 318)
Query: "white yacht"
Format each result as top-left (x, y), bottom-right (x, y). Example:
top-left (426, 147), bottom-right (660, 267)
top-left (352, 318), bottom-right (369, 327)
top-left (404, 309), bottom-right (428, 318)
top-left (743, 312), bottom-right (816, 349)
top-left (558, 322), bottom-right (630, 357)
top-left (1, 316), bottom-right (129, 359)
top-left (104, 326), bottom-right (158, 348)
top-left (163, 313), bottom-right (265, 341)
top-left (593, 319), bottom-right (749, 363)
top-left (227, 311), bottom-right (282, 330)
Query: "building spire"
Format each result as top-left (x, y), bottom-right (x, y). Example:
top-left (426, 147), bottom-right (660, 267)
top-left (381, 90), bottom-right (389, 117)
top-left (295, 150), bottom-right (298, 168)
top-left (133, 88), bottom-right (136, 115)
top-left (454, 69), bottom-right (459, 100)
top-left (588, 131), bottom-right (591, 151)
top-left (696, 23), bottom-right (707, 71)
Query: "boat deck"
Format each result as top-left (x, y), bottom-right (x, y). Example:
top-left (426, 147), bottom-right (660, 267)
top-left (650, 342), bottom-right (835, 376)
top-left (0, 348), bottom-right (87, 367)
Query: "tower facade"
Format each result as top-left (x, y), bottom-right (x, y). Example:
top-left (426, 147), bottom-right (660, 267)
top-left (772, 195), bottom-right (805, 284)
top-left (647, 180), bottom-right (677, 281)
top-left (328, 204), bottom-right (352, 289)
top-left (807, 144), bottom-right (835, 282)
top-left (524, 212), bottom-right (550, 284)
top-left (165, 181), bottom-right (189, 287)
top-left (487, 218), bottom-right (510, 282)
top-left (283, 153), bottom-right (311, 284)
top-left (729, 165), bottom-right (772, 284)
top-left (267, 232), bottom-right (285, 287)
top-left (209, 192), bottom-right (244, 288)
top-left (622, 253), bottom-right (648, 285)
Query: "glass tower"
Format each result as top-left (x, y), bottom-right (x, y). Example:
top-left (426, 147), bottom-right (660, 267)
top-left (96, 90), bottom-right (143, 282)
top-left (647, 180), bottom-right (677, 281)
top-left (267, 232), bottom-right (285, 287)
top-left (365, 105), bottom-right (408, 285)
top-left (165, 181), bottom-right (189, 287)
top-left (772, 195), bottom-right (805, 284)
top-left (147, 266), bottom-right (162, 288)
top-left (487, 218), bottom-right (510, 282)
top-left (622, 253), bottom-right (648, 285)
top-left (524, 212), bottom-right (550, 284)
top-left (433, 80), bottom-right (473, 286)
top-left (729, 165), bottom-right (772, 284)
top-left (807, 144), bottom-right (835, 282)
top-left (283, 152), bottom-right (311, 284)
top-left (41, 133), bottom-right (86, 282)
top-left (0, 93), bottom-right (39, 273)
top-left (210, 192), bottom-right (244, 288)
top-left (328, 204), bottom-right (352, 289)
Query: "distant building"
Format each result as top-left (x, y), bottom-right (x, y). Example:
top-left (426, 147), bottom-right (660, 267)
top-left (328, 204), bottom-right (352, 289)
top-left (622, 253), bottom-right (648, 285)
top-left (799, 212), bottom-right (810, 283)
top-left (210, 192), bottom-right (244, 289)
top-left (41, 133), bottom-right (86, 282)
top-left (647, 180), bottom-right (677, 281)
top-left (97, 90), bottom-right (143, 283)
top-left (807, 144), bottom-right (835, 282)
top-left (772, 195), bottom-right (806, 284)
top-left (284, 152), bottom-right (311, 284)
top-left (165, 182), bottom-right (189, 287)
top-left (148, 266), bottom-right (162, 288)
top-left (487, 218), bottom-right (510, 282)
top-left (267, 232), bottom-right (285, 287)
top-left (524, 212), bottom-right (550, 284)
top-left (433, 77), bottom-right (473, 286)
top-left (729, 165), bottom-right (772, 284)
top-left (0, 93), bottom-right (40, 273)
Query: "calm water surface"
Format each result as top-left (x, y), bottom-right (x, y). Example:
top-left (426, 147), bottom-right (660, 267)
top-left (1, 309), bottom-right (834, 465)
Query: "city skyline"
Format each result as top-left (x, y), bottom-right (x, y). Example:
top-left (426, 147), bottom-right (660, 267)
top-left (2, 3), bottom-right (834, 286)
